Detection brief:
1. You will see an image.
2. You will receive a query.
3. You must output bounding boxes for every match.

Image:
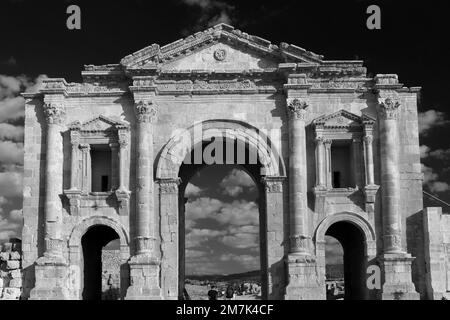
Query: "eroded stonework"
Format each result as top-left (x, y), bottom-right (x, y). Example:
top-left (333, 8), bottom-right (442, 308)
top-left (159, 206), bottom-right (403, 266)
top-left (19, 23), bottom-right (448, 300)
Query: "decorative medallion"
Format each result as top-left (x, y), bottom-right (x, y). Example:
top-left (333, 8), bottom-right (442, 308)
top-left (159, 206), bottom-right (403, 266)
top-left (213, 48), bottom-right (227, 61)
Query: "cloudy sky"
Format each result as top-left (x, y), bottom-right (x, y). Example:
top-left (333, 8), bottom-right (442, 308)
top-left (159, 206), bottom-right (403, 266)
top-left (0, 0), bottom-right (449, 274)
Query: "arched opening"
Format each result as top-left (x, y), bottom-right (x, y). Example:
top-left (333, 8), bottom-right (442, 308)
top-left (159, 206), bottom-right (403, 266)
top-left (324, 221), bottom-right (367, 300)
top-left (178, 138), bottom-right (266, 300)
top-left (81, 225), bottom-right (120, 300)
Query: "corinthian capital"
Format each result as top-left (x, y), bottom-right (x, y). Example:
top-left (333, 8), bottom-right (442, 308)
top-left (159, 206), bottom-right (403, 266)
top-left (134, 100), bottom-right (158, 123)
top-left (378, 98), bottom-right (401, 120)
top-left (287, 99), bottom-right (309, 120)
top-left (43, 102), bottom-right (65, 125)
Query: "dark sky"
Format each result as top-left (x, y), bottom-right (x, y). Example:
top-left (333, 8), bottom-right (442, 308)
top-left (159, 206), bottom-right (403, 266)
top-left (0, 0), bottom-right (449, 258)
top-left (1, 0), bottom-right (449, 108)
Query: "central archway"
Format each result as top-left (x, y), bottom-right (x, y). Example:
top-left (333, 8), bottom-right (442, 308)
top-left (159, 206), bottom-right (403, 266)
top-left (156, 120), bottom-right (287, 300)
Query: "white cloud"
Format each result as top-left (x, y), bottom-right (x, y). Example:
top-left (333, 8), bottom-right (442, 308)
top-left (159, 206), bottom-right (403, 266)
top-left (185, 197), bottom-right (223, 221)
top-left (0, 141), bottom-right (23, 165)
top-left (219, 253), bottom-right (260, 270)
top-left (215, 200), bottom-right (259, 226)
top-left (325, 236), bottom-right (344, 265)
top-left (0, 209), bottom-right (23, 243)
top-left (0, 123), bottom-right (24, 141)
top-left (219, 169), bottom-right (255, 197)
top-left (428, 148), bottom-right (450, 160)
top-left (186, 249), bottom-right (209, 259)
top-left (185, 183), bottom-right (203, 197)
top-left (0, 96), bottom-right (25, 122)
top-left (180, 0), bottom-right (234, 34)
top-left (0, 171), bottom-right (23, 198)
top-left (418, 110), bottom-right (448, 136)
top-left (207, 11), bottom-right (232, 27)
top-left (422, 164), bottom-right (450, 193)
top-left (420, 145), bottom-right (430, 159)
top-left (185, 228), bottom-right (226, 248)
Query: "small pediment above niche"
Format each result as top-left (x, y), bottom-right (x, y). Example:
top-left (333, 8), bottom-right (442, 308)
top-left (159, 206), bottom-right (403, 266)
top-left (160, 42), bottom-right (279, 71)
top-left (70, 115), bottom-right (129, 132)
top-left (313, 110), bottom-right (374, 130)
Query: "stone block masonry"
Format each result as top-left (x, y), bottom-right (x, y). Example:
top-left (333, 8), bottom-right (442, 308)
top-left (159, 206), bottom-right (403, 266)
top-left (0, 239), bottom-right (22, 300)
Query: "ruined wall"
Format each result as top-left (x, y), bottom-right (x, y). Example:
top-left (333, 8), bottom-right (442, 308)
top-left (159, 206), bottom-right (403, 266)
top-left (0, 239), bottom-right (22, 300)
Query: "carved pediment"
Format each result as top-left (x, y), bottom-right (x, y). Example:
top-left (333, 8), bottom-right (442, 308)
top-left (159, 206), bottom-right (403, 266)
top-left (313, 110), bottom-right (372, 129)
top-left (120, 23), bottom-right (324, 70)
top-left (70, 115), bottom-right (129, 132)
top-left (160, 41), bottom-right (279, 71)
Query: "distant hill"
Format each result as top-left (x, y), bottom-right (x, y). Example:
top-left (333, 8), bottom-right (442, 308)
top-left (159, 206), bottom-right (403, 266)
top-left (186, 270), bottom-right (261, 283)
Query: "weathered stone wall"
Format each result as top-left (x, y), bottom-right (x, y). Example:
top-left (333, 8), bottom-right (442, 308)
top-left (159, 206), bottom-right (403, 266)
top-left (19, 24), bottom-right (441, 300)
top-left (101, 250), bottom-right (121, 300)
top-left (0, 240), bottom-right (22, 300)
top-left (423, 207), bottom-right (450, 300)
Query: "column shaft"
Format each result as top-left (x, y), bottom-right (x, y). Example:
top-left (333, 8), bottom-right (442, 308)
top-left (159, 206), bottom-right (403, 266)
top-left (287, 99), bottom-right (310, 255)
top-left (134, 100), bottom-right (157, 255)
top-left (364, 135), bottom-right (375, 185)
top-left (42, 102), bottom-right (65, 257)
top-left (315, 138), bottom-right (325, 187)
top-left (69, 140), bottom-right (79, 190)
top-left (378, 99), bottom-right (403, 253)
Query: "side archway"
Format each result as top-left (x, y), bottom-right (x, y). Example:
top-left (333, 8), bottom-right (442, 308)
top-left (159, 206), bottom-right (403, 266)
top-left (68, 216), bottom-right (130, 300)
top-left (315, 212), bottom-right (376, 256)
top-left (315, 212), bottom-right (377, 300)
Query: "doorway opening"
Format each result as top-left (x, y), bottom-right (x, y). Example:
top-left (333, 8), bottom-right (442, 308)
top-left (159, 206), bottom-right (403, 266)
top-left (81, 225), bottom-right (120, 300)
top-left (324, 221), bottom-right (366, 300)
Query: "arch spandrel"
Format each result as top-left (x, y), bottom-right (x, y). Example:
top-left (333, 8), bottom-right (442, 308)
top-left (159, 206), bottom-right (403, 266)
top-left (68, 216), bottom-right (129, 248)
top-left (314, 212), bottom-right (376, 257)
top-left (155, 119), bottom-right (286, 180)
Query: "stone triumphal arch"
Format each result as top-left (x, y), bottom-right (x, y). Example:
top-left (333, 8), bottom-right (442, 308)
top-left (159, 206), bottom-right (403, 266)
top-left (20, 24), bottom-right (450, 300)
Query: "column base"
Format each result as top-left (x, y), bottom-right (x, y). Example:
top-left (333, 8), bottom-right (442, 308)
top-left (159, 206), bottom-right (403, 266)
top-left (379, 253), bottom-right (420, 300)
top-left (284, 254), bottom-right (324, 300)
top-left (125, 254), bottom-right (163, 300)
top-left (29, 255), bottom-right (72, 300)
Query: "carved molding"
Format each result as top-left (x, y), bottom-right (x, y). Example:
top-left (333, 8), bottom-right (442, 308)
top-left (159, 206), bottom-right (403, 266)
top-left (135, 100), bottom-right (158, 123)
top-left (159, 178), bottom-right (181, 194)
top-left (261, 176), bottom-right (285, 193)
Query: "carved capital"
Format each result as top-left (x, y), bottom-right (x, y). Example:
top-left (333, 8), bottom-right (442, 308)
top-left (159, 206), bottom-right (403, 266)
top-left (79, 143), bottom-right (90, 152)
top-left (261, 176), bottom-right (284, 193)
top-left (134, 100), bottom-right (158, 123)
top-left (323, 138), bottom-right (332, 148)
top-left (378, 98), bottom-right (401, 120)
top-left (70, 130), bottom-right (81, 147)
top-left (315, 136), bottom-right (325, 146)
top-left (118, 132), bottom-right (129, 148)
top-left (287, 99), bottom-right (309, 120)
top-left (159, 178), bottom-right (181, 194)
top-left (43, 102), bottom-right (65, 125)
top-left (363, 135), bottom-right (373, 145)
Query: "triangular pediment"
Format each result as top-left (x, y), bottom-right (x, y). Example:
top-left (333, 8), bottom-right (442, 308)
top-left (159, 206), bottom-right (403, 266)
top-left (70, 115), bottom-right (128, 132)
top-left (120, 23), bottom-right (324, 70)
top-left (313, 110), bottom-right (366, 128)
